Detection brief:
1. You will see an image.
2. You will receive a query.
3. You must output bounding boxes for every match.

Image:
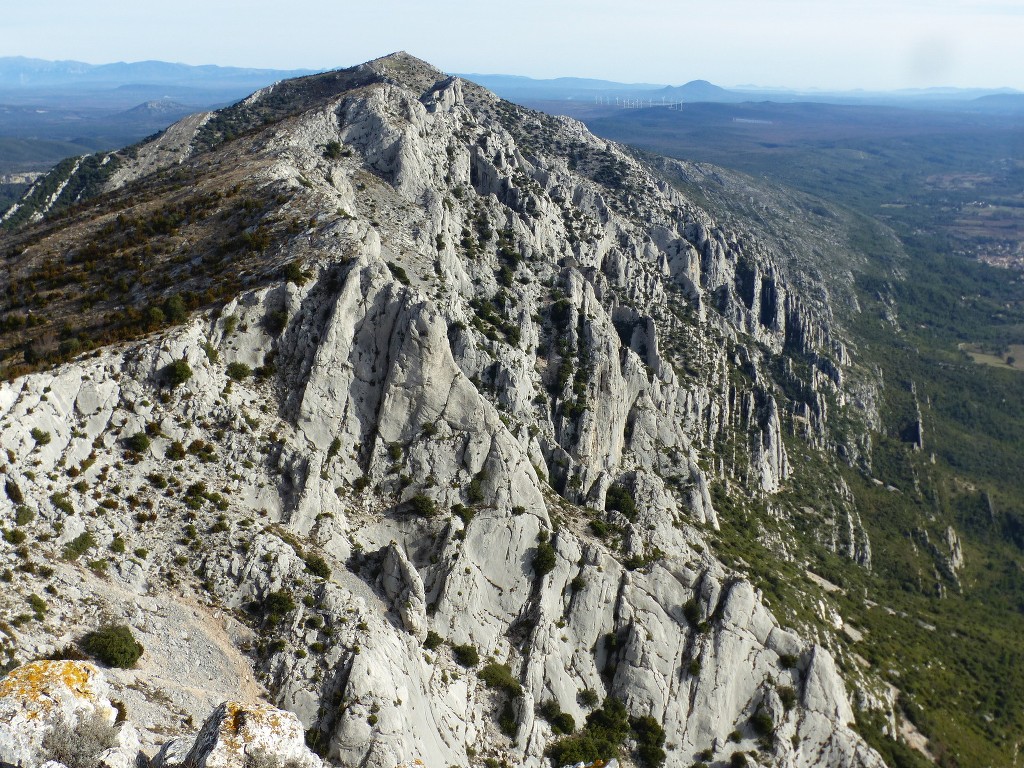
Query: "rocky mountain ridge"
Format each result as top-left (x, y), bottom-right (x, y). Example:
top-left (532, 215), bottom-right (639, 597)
top-left (0, 52), bottom-right (907, 768)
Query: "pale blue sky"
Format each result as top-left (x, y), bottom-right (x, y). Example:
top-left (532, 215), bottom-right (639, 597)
top-left (5, 0), bottom-right (1023, 90)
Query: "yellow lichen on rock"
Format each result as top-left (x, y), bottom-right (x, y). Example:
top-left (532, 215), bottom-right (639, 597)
top-left (0, 660), bottom-right (102, 720)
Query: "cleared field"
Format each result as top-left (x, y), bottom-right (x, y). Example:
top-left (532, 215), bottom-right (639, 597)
top-left (960, 342), bottom-right (1024, 370)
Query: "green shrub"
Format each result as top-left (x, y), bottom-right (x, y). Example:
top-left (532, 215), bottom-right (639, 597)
top-left (499, 700), bottom-right (518, 736)
top-left (304, 554), bottom-right (331, 579)
top-left (81, 624), bottom-right (143, 668)
top-left (682, 599), bottom-right (701, 626)
top-left (3, 528), bottom-right (27, 545)
top-left (479, 662), bottom-right (521, 696)
top-left (30, 428), bottom-right (51, 446)
top-left (387, 262), bottom-right (410, 285)
top-left (408, 494), bottom-right (437, 517)
top-left (28, 593), bottom-right (47, 619)
top-left (452, 643), bottom-right (479, 667)
top-left (63, 531), bottom-right (96, 560)
top-left (453, 504), bottom-right (475, 526)
top-left (162, 359), bottom-right (192, 387)
top-left (423, 631), bottom-right (443, 651)
top-left (466, 471), bottom-right (486, 504)
top-left (165, 441), bottom-right (186, 460)
top-left (750, 706), bottom-right (775, 736)
top-left (50, 492), bottom-right (74, 515)
top-left (263, 590), bottom-right (296, 620)
top-left (163, 295), bottom-right (187, 324)
top-left (110, 537), bottom-right (126, 554)
top-left (15, 507), bottom-right (34, 526)
top-left (631, 714), bottom-right (666, 767)
top-left (605, 483), bottom-right (636, 520)
top-left (283, 261), bottom-right (307, 284)
top-left (578, 688), bottom-right (599, 708)
top-left (4, 479), bottom-right (24, 505)
top-left (552, 711), bottom-right (576, 735)
top-left (545, 697), bottom-right (630, 766)
top-left (226, 362), bottom-right (252, 381)
top-left (539, 700), bottom-right (575, 734)
top-left (323, 140), bottom-right (343, 160)
top-left (534, 539), bottom-right (556, 577)
top-left (778, 685), bottom-right (797, 711)
top-left (778, 653), bottom-right (798, 669)
top-left (123, 432), bottom-right (151, 453)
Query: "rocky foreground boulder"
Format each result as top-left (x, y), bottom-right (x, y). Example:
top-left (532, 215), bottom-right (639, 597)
top-left (0, 661), bottom-right (322, 768)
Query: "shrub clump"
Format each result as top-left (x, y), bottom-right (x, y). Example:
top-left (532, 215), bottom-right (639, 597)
top-left (408, 494), bottom-right (437, 517)
top-left (605, 483), bottom-right (636, 520)
top-left (538, 700), bottom-right (576, 735)
top-left (262, 590), bottom-right (296, 622)
top-left (452, 643), bottom-right (480, 667)
top-left (545, 696), bottom-right (630, 766)
top-left (30, 427), bottom-right (52, 445)
top-left (423, 631), bottom-right (443, 651)
top-left (226, 361), bottom-right (253, 380)
top-left (123, 432), bottom-right (151, 453)
top-left (81, 624), bottom-right (144, 668)
top-left (303, 553), bottom-right (331, 579)
top-left (39, 709), bottom-right (118, 768)
top-left (479, 662), bottom-right (522, 696)
top-left (631, 714), bottom-right (667, 768)
top-left (162, 359), bottom-right (192, 387)
top-left (62, 531), bottom-right (96, 560)
top-left (4, 479), bottom-right (24, 504)
top-left (534, 532), bottom-right (556, 577)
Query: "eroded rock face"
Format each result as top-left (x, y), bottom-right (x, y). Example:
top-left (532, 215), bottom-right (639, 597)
top-left (152, 701), bottom-right (324, 768)
top-left (0, 53), bottom-right (888, 768)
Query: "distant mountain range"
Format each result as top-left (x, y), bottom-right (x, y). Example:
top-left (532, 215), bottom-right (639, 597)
top-left (0, 57), bottom-right (319, 111)
top-left (0, 57), bottom-right (315, 90)
top-left (460, 72), bottom-right (1024, 115)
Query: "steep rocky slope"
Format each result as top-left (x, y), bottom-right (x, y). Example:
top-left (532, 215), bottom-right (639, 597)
top-left (0, 53), bottom-right (898, 768)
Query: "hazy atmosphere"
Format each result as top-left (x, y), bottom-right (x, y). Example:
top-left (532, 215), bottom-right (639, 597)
top-left (7, 0), bottom-right (1024, 90)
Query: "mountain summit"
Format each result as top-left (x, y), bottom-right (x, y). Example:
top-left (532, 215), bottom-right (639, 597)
top-left (0, 53), bottom-right (902, 767)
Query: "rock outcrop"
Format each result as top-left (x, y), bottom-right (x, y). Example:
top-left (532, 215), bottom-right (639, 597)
top-left (0, 53), bottom-right (892, 768)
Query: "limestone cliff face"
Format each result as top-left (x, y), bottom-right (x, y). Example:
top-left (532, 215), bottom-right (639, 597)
top-left (0, 53), bottom-right (884, 768)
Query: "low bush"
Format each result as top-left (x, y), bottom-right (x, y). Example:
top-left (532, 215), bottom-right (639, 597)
top-left (226, 361), bottom-right (252, 380)
top-left (408, 494), bottom-right (437, 517)
top-left (123, 432), bottom-right (151, 453)
top-left (479, 662), bottom-right (521, 696)
top-left (778, 685), bottom-right (797, 711)
top-left (423, 631), bottom-right (443, 651)
top-left (162, 359), bottom-right (192, 387)
top-left (452, 643), bottom-right (479, 667)
top-left (4, 479), bottom-right (24, 504)
top-left (534, 539), bottom-right (556, 577)
top-left (263, 590), bottom-right (296, 621)
top-left (81, 624), bottom-right (143, 668)
top-left (605, 483), bottom-right (636, 520)
top-left (304, 554), bottom-right (331, 579)
top-left (39, 709), bottom-right (118, 768)
top-left (30, 428), bottom-right (51, 445)
top-left (62, 531), bottom-right (96, 560)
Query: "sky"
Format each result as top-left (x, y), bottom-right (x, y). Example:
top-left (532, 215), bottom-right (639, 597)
top-left (5, 0), bottom-right (1024, 91)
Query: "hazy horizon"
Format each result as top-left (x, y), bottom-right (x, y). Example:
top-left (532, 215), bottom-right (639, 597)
top-left (6, 0), bottom-right (1024, 92)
